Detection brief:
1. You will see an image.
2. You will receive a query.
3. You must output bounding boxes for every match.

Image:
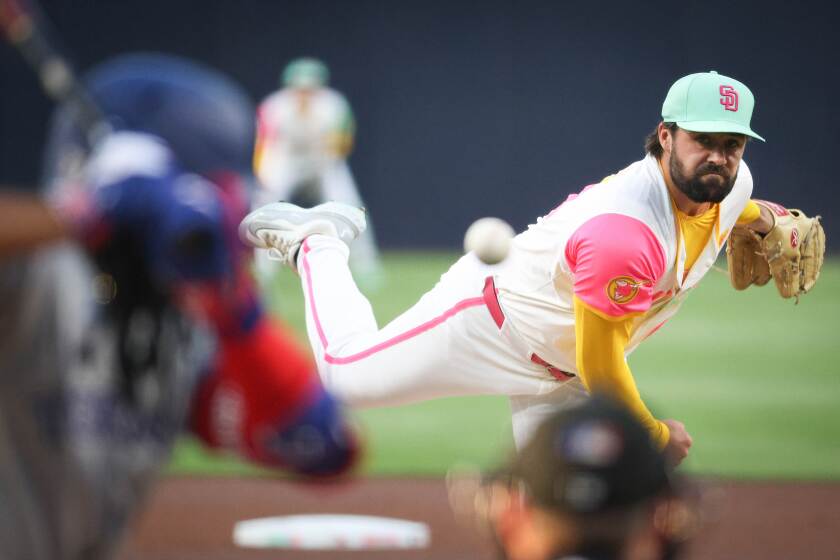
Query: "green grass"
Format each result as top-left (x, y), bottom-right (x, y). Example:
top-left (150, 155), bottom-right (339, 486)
top-left (169, 254), bottom-right (840, 480)
top-left (630, 259), bottom-right (840, 479)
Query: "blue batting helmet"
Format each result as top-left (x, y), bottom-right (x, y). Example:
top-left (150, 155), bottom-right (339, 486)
top-left (44, 52), bottom-right (255, 181)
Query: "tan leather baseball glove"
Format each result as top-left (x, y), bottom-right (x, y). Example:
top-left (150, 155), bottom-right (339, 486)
top-left (727, 201), bottom-right (825, 302)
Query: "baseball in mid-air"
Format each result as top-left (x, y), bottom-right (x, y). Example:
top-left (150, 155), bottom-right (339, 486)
top-left (463, 217), bottom-right (515, 265)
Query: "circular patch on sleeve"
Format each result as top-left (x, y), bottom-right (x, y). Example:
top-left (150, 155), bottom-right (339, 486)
top-left (606, 276), bottom-right (646, 304)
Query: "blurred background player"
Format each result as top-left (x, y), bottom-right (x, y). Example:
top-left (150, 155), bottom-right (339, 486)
top-left (455, 396), bottom-right (695, 560)
top-left (252, 56), bottom-right (382, 288)
top-left (0, 53), bottom-right (358, 560)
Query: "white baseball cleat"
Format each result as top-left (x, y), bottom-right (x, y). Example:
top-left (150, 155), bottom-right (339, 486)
top-left (239, 201), bottom-right (367, 268)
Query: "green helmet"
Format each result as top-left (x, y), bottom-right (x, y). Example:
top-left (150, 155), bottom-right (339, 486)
top-left (282, 57), bottom-right (329, 88)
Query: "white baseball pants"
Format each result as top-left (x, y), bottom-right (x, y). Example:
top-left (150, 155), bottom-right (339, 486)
top-left (297, 235), bottom-right (588, 447)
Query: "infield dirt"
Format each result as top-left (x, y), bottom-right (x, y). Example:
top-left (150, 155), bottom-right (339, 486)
top-left (118, 476), bottom-right (840, 560)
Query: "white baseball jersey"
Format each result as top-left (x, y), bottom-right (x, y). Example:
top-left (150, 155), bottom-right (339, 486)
top-left (253, 87), bottom-right (381, 280)
top-left (292, 154), bottom-right (752, 446)
top-left (255, 87), bottom-right (353, 193)
top-left (497, 154), bottom-right (753, 374)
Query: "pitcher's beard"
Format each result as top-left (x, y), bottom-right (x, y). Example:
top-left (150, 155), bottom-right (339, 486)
top-left (669, 154), bottom-right (736, 203)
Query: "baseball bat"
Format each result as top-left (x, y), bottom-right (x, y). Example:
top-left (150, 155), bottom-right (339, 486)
top-left (0, 0), bottom-right (109, 144)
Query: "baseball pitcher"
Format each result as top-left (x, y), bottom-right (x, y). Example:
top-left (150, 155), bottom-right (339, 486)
top-left (239, 71), bottom-right (825, 463)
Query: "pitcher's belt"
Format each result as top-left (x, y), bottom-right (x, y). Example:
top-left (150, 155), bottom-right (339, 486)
top-left (482, 276), bottom-right (575, 382)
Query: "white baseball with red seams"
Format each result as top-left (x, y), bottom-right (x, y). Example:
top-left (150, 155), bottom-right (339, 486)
top-left (463, 217), bottom-right (515, 264)
top-left (276, 154), bottom-right (753, 447)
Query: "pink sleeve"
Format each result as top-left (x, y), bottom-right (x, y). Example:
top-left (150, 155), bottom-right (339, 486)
top-left (565, 214), bottom-right (666, 318)
top-left (256, 104), bottom-right (274, 141)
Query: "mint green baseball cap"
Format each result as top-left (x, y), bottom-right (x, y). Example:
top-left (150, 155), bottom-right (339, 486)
top-left (662, 70), bottom-right (764, 141)
top-left (282, 57), bottom-right (329, 88)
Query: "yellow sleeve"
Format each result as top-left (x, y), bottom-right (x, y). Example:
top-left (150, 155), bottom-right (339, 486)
top-left (252, 135), bottom-right (265, 177)
top-left (737, 199), bottom-right (761, 225)
top-left (327, 104), bottom-right (355, 158)
top-left (574, 295), bottom-right (670, 448)
top-left (252, 110), bottom-right (267, 178)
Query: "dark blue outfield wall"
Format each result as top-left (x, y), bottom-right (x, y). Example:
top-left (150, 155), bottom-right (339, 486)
top-left (1, 0), bottom-right (836, 250)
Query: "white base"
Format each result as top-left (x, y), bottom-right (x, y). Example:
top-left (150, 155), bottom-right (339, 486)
top-left (232, 514), bottom-right (431, 550)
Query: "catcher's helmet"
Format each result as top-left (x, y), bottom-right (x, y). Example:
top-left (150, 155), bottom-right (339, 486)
top-left (43, 53), bottom-right (255, 181)
top-left (281, 57), bottom-right (329, 89)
